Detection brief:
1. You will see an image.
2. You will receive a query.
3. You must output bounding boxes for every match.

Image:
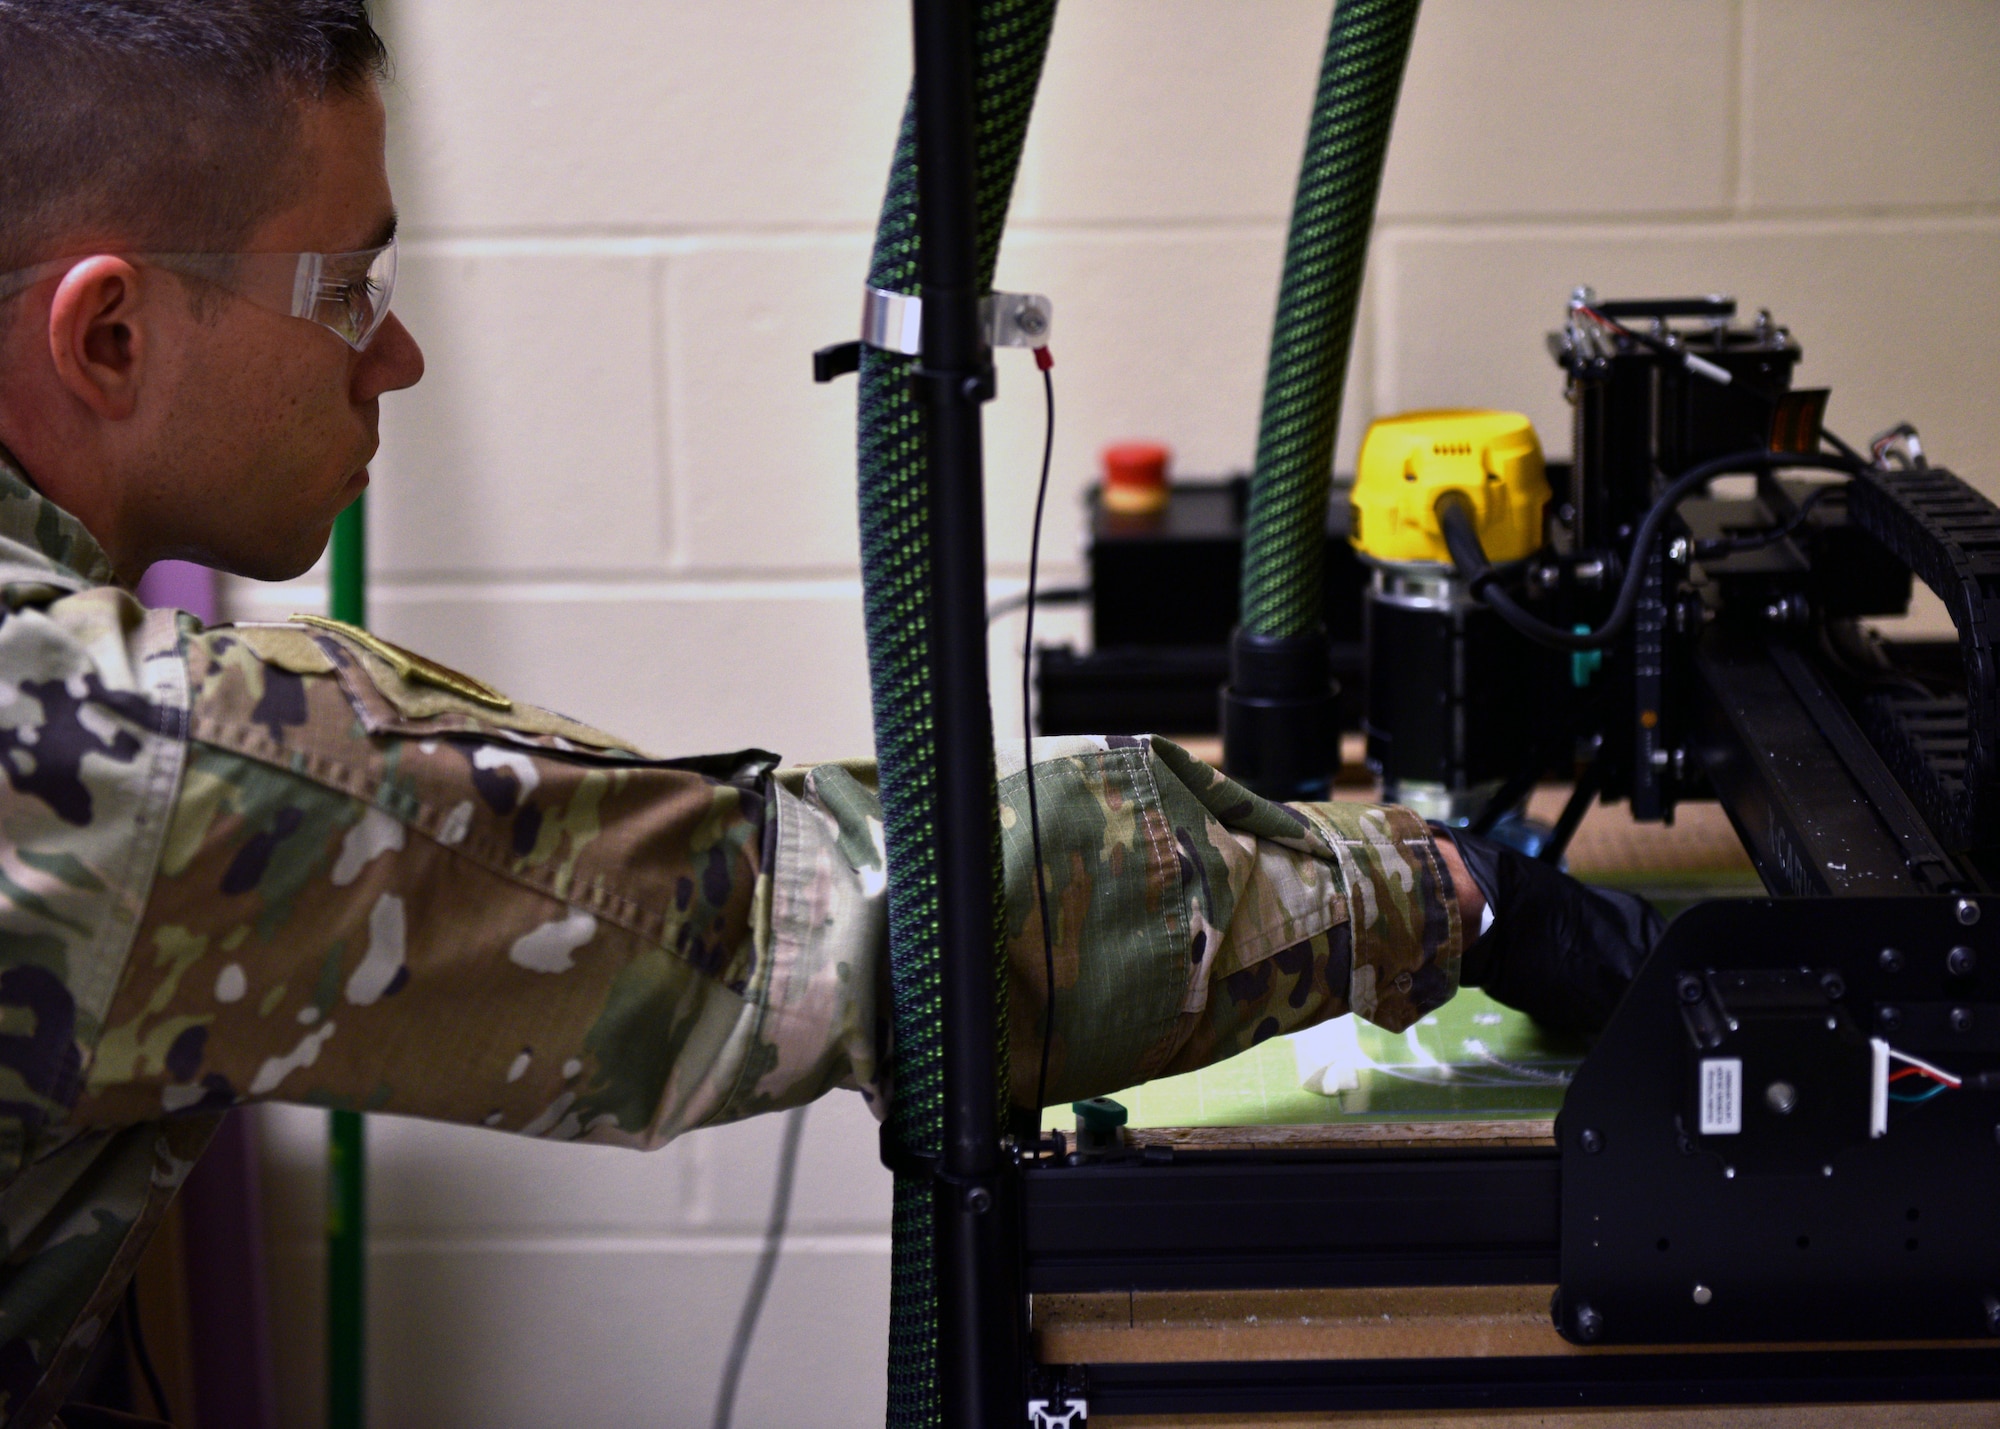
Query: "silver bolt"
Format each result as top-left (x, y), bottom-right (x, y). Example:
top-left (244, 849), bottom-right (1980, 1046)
top-left (1016, 306), bottom-right (1047, 337)
top-left (1823, 1165), bottom-right (1835, 1177)
top-left (1959, 898), bottom-right (1981, 926)
top-left (1766, 1081), bottom-right (1799, 1115)
top-left (1668, 536), bottom-right (1692, 564)
top-left (964, 1186), bottom-right (993, 1215)
top-left (1724, 1166), bottom-right (1737, 1180)
top-left (1693, 1284), bottom-right (1714, 1306)
top-left (1950, 945), bottom-right (1978, 977)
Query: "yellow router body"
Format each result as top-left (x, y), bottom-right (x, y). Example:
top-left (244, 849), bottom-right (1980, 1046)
top-left (1350, 409), bottom-right (1550, 566)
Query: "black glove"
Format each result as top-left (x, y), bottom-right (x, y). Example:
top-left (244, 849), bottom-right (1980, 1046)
top-left (1433, 824), bottom-right (1664, 1038)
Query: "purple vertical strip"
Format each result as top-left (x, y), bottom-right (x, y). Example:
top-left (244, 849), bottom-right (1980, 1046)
top-left (134, 559), bottom-right (218, 624)
top-left (179, 1110), bottom-right (280, 1429)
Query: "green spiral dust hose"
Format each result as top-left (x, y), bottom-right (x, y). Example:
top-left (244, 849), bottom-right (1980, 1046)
top-left (1238, 0), bottom-right (1421, 638)
top-left (855, 3), bottom-right (1054, 1423)
top-left (327, 498), bottom-right (367, 1429)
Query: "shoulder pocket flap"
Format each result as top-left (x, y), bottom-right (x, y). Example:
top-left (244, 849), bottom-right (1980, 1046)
top-left (284, 615), bottom-right (650, 757)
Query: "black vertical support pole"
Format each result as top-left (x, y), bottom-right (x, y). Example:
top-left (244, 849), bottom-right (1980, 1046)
top-left (910, 0), bottom-right (1018, 1423)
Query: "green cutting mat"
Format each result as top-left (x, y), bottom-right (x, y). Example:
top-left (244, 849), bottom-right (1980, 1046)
top-left (1106, 988), bottom-right (1583, 1128)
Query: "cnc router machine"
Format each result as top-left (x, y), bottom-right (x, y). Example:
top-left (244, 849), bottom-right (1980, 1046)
top-left (813, 2), bottom-right (2000, 1423)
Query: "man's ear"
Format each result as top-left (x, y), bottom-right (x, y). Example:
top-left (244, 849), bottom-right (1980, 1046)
top-left (47, 257), bottom-right (151, 421)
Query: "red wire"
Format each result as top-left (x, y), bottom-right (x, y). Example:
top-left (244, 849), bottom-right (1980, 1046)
top-left (1890, 1065), bottom-right (1952, 1086)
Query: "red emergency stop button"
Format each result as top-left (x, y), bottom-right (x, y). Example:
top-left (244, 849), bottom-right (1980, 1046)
top-left (1102, 441), bottom-right (1170, 515)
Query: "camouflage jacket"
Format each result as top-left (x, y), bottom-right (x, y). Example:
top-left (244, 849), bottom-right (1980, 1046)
top-left (0, 448), bottom-right (1461, 1425)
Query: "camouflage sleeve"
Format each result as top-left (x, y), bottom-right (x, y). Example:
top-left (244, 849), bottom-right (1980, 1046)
top-left (68, 622), bottom-right (1459, 1140)
top-left (993, 736), bottom-right (1461, 1108)
top-left (70, 617), bottom-right (813, 1145)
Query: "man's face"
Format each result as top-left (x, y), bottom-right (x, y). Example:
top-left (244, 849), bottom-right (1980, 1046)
top-left (136, 81), bottom-right (424, 581)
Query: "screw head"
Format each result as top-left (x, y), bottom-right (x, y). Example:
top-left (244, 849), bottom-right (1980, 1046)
top-left (1574, 1304), bottom-right (1603, 1342)
top-left (964, 1186), bottom-right (993, 1215)
top-left (1960, 899), bottom-right (1981, 926)
top-left (1678, 974), bottom-right (1705, 1004)
top-left (1986, 1295), bottom-right (2000, 1335)
top-left (1724, 1165), bottom-right (1737, 1179)
top-left (1766, 1081), bottom-right (1799, 1115)
top-left (1580, 1128), bottom-right (1604, 1154)
top-left (1692, 1284), bottom-right (1714, 1306)
top-left (1879, 1006), bottom-right (1902, 1032)
top-left (1950, 946), bottom-right (1978, 977)
top-left (1880, 947), bottom-right (1904, 973)
top-left (1953, 1007), bottom-right (1975, 1033)
top-left (1820, 971), bottom-right (1846, 1000)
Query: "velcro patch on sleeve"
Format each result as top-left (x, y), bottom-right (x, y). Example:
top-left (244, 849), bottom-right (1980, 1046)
top-left (231, 623), bottom-right (338, 676)
top-left (290, 614), bottom-right (512, 710)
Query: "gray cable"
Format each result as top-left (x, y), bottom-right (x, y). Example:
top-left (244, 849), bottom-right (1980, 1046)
top-left (711, 1105), bottom-right (809, 1429)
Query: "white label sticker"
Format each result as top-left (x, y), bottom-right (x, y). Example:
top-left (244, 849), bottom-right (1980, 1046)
top-left (1699, 1058), bottom-right (1743, 1135)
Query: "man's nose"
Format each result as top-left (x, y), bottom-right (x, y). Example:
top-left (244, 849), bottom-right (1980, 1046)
top-left (353, 311), bottom-right (425, 401)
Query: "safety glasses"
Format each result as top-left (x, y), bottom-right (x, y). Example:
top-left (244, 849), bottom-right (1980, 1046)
top-left (0, 241), bottom-right (398, 352)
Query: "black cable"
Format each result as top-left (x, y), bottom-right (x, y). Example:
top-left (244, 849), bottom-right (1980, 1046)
top-left (1821, 426), bottom-right (1865, 466)
top-left (1693, 482), bottom-right (1843, 559)
top-left (1538, 757), bottom-right (1602, 866)
top-left (1025, 362), bottom-right (1059, 1129)
top-left (987, 584), bottom-right (1086, 626)
top-left (1441, 448), bottom-right (1865, 652)
top-left (1470, 728), bottom-right (1571, 837)
top-left (123, 1277), bottom-right (171, 1424)
top-left (711, 1104), bottom-right (808, 1429)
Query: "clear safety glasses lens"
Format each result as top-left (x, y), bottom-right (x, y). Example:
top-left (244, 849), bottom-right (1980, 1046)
top-left (289, 242), bottom-right (398, 351)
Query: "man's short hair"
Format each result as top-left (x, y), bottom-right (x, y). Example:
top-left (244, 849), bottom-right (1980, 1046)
top-left (0, 1), bottom-right (388, 277)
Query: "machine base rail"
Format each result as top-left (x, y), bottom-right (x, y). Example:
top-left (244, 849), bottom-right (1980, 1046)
top-left (1056, 1348), bottom-right (2000, 1416)
top-left (1023, 1152), bottom-right (1559, 1294)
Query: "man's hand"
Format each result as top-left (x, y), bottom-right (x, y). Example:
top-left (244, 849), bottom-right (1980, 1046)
top-left (1433, 824), bottom-right (1664, 1037)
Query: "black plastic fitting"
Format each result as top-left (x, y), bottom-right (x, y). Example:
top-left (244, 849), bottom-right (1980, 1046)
top-left (1220, 625), bottom-right (1340, 802)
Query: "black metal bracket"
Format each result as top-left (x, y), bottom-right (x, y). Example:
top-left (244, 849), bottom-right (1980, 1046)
top-left (909, 362), bottom-right (996, 405)
top-left (813, 340), bottom-right (863, 383)
top-left (879, 1121), bottom-right (942, 1179)
top-left (879, 1122), bottom-right (1009, 1220)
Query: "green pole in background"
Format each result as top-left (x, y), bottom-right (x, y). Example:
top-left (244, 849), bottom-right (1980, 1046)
top-left (327, 496), bottom-right (367, 1429)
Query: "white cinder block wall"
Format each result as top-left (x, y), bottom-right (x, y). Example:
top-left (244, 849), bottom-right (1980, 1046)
top-left (227, 3), bottom-right (2000, 1424)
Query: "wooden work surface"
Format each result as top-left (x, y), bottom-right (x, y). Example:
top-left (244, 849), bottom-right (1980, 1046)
top-left (1120, 1118), bottom-right (1554, 1154)
top-left (1034, 1285), bottom-right (1996, 1365)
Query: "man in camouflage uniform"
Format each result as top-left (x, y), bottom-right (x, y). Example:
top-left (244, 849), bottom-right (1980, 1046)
top-left (0, 3), bottom-right (1649, 1422)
